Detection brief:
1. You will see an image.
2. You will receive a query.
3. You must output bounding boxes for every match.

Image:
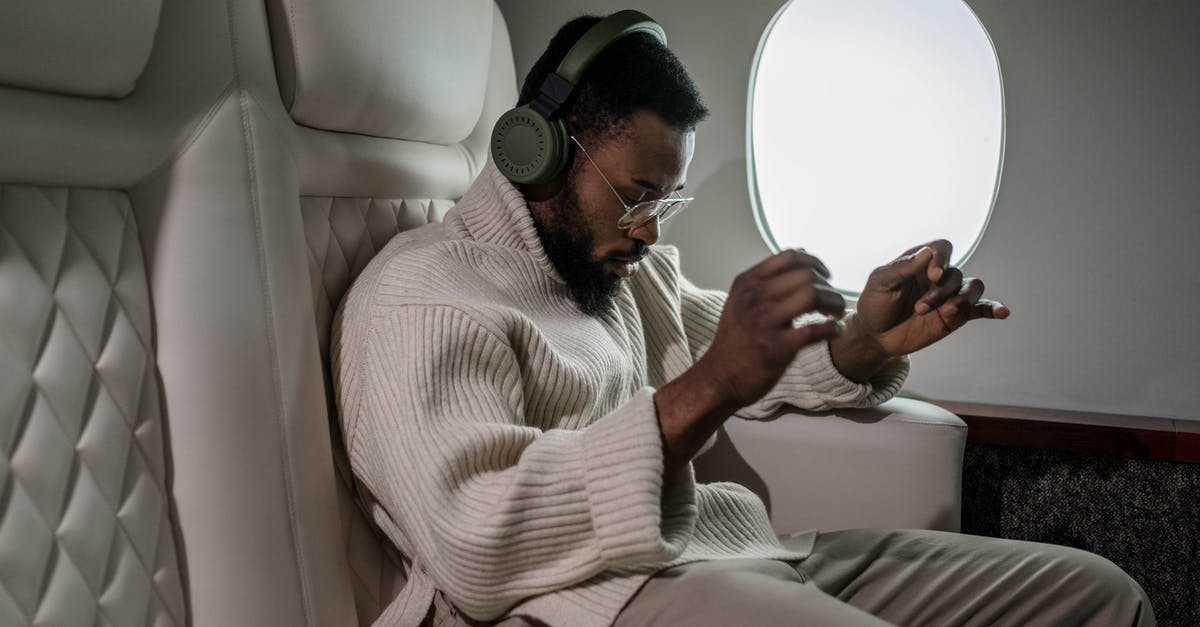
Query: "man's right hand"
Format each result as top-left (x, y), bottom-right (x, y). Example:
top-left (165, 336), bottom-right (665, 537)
top-left (654, 249), bottom-right (846, 474)
top-left (696, 249), bottom-right (847, 408)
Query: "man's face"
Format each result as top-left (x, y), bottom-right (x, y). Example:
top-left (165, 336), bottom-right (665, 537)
top-left (531, 110), bottom-right (695, 316)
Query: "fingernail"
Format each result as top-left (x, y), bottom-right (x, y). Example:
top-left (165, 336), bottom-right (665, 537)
top-left (915, 302), bottom-right (930, 315)
top-left (930, 266), bottom-right (943, 282)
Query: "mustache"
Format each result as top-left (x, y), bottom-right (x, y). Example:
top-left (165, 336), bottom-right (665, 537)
top-left (605, 241), bottom-right (649, 263)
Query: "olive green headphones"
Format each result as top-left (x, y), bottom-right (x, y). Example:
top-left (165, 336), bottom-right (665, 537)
top-left (490, 10), bottom-right (667, 185)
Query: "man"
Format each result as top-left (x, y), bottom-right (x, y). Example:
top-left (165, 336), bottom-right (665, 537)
top-left (334, 12), bottom-right (1153, 626)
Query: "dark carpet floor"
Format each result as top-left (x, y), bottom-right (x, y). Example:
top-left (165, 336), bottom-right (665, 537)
top-left (961, 443), bottom-right (1199, 627)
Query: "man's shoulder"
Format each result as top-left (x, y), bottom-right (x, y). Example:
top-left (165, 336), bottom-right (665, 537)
top-left (375, 225), bottom-right (474, 283)
top-left (350, 228), bottom-right (472, 299)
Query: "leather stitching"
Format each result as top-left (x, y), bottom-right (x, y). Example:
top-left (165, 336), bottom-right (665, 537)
top-left (233, 83), bottom-right (317, 626)
top-left (226, 0), bottom-right (317, 616)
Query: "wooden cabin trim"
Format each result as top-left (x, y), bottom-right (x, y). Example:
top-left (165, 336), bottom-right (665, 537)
top-left (932, 401), bottom-right (1200, 464)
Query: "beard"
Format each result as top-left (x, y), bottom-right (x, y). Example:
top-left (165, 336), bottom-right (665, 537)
top-left (531, 184), bottom-right (643, 317)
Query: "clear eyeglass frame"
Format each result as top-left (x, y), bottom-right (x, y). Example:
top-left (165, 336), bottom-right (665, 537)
top-left (570, 135), bottom-right (693, 230)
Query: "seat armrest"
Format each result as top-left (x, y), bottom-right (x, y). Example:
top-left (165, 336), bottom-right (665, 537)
top-left (693, 398), bottom-right (966, 534)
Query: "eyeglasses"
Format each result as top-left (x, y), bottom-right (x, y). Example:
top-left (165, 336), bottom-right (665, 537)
top-left (570, 135), bottom-right (693, 230)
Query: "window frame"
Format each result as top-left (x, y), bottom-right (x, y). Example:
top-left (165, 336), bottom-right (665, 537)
top-left (744, 0), bottom-right (1008, 297)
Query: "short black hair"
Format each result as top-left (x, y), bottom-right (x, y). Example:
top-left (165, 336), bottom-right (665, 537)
top-left (518, 14), bottom-right (709, 142)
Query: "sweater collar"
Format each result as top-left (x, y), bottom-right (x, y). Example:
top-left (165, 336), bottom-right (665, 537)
top-left (448, 159), bottom-right (564, 284)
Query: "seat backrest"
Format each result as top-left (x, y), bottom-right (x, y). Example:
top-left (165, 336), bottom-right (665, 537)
top-left (253, 0), bottom-right (517, 621)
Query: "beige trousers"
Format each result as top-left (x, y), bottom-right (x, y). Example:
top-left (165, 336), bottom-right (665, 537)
top-left (613, 529), bottom-right (1154, 627)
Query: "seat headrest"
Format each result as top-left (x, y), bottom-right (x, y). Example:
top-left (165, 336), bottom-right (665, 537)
top-left (0, 0), bottom-right (162, 98)
top-left (266, 0), bottom-right (495, 145)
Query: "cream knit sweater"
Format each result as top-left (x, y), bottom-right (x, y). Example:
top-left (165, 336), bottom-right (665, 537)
top-left (333, 162), bottom-right (909, 626)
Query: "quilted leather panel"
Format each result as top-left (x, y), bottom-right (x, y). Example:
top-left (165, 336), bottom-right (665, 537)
top-left (301, 195), bottom-right (453, 624)
top-left (0, 185), bottom-right (186, 627)
top-left (301, 196), bottom-right (454, 363)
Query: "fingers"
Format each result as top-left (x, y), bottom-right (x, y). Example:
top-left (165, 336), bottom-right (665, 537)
top-left (751, 248), bottom-right (832, 282)
top-left (764, 284), bottom-right (845, 327)
top-left (732, 250), bottom-right (845, 334)
top-left (915, 266), bottom-right (964, 315)
top-left (758, 263), bottom-right (832, 302)
top-left (876, 240), bottom-right (952, 292)
top-left (869, 246), bottom-right (934, 290)
top-left (968, 299), bottom-right (1011, 320)
top-left (924, 239), bottom-right (953, 283)
top-left (934, 279), bottom-right (1011, 324)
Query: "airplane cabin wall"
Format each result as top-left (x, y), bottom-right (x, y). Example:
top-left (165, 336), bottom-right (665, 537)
top-left (496, 0), bottom-right (1200, 422)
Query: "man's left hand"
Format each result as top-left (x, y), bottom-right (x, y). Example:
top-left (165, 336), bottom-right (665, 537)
top-left (831, 239), bottom-right (1010, 381)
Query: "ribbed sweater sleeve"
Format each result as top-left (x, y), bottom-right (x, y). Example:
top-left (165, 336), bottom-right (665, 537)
top-left (347, 304), bottom-right (696, 621)
top-left (676, 272), bottom-right (909, 417)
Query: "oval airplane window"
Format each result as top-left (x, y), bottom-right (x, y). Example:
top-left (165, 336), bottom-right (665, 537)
top-left (747, 0), bottom-right (1004, 296)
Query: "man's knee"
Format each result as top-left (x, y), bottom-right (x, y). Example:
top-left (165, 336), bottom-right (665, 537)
top-left (1056, 547), bottom-right (1154, 627)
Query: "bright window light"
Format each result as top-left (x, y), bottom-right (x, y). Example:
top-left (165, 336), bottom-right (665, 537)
top-left (747, 0), bottom-right (1004, 296)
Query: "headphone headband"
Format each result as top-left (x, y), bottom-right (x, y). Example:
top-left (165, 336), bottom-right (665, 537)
top-left (556, 10), bottom-right (666, 85)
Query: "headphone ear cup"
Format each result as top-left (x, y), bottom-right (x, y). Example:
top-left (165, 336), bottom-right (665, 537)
top-left (491, 106), bottom-right (570, 185)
